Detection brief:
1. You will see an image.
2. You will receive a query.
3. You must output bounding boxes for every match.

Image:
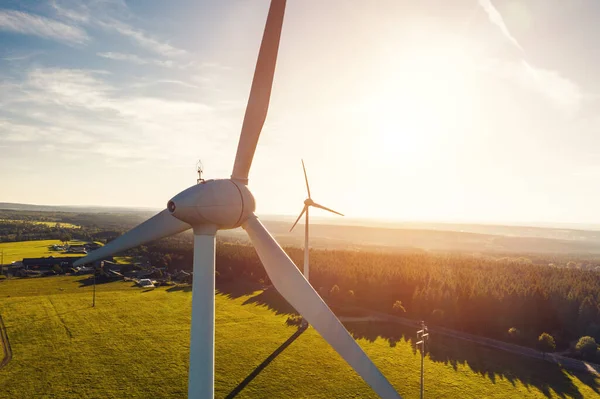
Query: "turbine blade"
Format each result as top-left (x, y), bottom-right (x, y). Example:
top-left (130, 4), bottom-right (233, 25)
top-left (289, 206), bottom-right (307, 232)
top-left (243, 215), bottom-right (401, 399)
top-left (302, 159), bottom-right (311, 198)
top-left (73, 210), bottom-right (190, 267)
top-left (311, 202), bottom-right (344, 216)
top-left (231, 0), bottom-right (287, 184)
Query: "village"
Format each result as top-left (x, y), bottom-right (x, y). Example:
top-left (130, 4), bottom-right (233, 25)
top-left (5, 242), bottom-right (192, 287)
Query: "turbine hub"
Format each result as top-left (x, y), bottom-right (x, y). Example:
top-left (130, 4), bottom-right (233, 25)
top-left (167, 179), bottom-right (255, 229)
top-left (304, 198), bottom-right (313, 206)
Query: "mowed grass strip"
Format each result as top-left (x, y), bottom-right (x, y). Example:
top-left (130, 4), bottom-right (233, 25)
top-left (0, 277), bottom-right (597, 398)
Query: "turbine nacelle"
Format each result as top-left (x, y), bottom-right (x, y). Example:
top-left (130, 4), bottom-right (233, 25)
top-left (168, 179), bottom-right (255, 229)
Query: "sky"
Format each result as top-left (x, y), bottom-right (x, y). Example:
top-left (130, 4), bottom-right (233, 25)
top-left (1, 0), bottom-right (600, 225)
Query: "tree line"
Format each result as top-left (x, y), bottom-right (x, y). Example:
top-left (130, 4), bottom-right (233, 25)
top-left (1, 209), bottom-right (598, 360)
top-left (138, 233), bottom-right (599, 358)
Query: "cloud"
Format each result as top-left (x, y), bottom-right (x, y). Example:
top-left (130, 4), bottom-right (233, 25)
top-left (51, 0), bottom-right (187, 58)
top-left (478, 59), bottom-right (583, 116)
top-left (0, 9), bottom-right (89, 44)
top-left (97, 52), bottom-right (175, 68)
top-left (50, 0), bottom-right (90, 23)
top-left (478, 0), bottom-right (523, 52)
top-left (2, 50), bottom-right (44, 62)
top-left (478, 0), bottom-right (584, 115)
top-left (0, 67), bottom-right (222, 165)
top-left (131, 79), bottom-right (202, 89)
top-left (97, 19), bottom-right (186, 57)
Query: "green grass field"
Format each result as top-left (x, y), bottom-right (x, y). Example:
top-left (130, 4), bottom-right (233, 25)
top-left (0, 240), bottom-right (91, 264)
top-left (0, 276), bottom-right (597, 398)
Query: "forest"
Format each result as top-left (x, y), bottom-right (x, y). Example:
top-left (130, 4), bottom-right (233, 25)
top-left (1, 209), bottom-right (599, 360)
top-left (138, 232), bottom-right (600, 359)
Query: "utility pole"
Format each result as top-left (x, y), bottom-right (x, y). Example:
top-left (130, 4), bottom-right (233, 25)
top-left (0, 250), bottom-right (4, 276)
top-left (416, 321), bottom-right (429, 399)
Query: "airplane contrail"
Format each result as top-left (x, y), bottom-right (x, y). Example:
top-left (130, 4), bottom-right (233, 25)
top-left (478, 0), bottom-right (524, 52)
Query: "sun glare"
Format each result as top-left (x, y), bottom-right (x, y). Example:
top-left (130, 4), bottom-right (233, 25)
top-left (359, 35), bottom-right (478, 173)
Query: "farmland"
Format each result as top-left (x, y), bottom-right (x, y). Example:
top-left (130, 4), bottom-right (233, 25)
top-left (0, 219), bottom-right (80, 229)
top-left (0, 240), bottom-right (90, 264)
top-left (0, 276), bottom-right (597, 398)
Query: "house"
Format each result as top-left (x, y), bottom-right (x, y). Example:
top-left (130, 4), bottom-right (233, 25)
top-left (172, 270), bottom-right (192, 283)
top-left (66, 245), bottom-right (87, 254)
top-left (101, 260), bottom-right (122, 271)
top-left (84, 242), bottom-right (102, 251)
top-left (22, 256), bottom-right (85, 270)
top-left (138, 279), bottom-right (155, 288)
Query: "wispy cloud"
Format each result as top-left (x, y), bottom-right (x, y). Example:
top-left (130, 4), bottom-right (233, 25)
top-left (131, 79), bottom-right (201, 89)
top-left (97, 19), bottom-right (187, 57)
top-left (478, 0), bottom-right (523, 52)
top-left (478, 0), bottom-right (583, 115)
top-left (51, 0), bottom-right (187, 58)
top-left (0, 9), bottom-right (89, 45)
top-left (2, 50), bottom-right (45, 62)
top-left (50, 0), bottom-right (90, 23)
top-left (0, 67), bottom-right (222, 165)
top-left (97, 52), bottom-right (175, 68)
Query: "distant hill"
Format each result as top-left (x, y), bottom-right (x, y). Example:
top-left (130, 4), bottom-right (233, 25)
top-left (3, 202), bottom-right (600, 255)
top-left (0, 202), bottom-right (158, 214)
top-left (224, 220), bottom-right (600, 255)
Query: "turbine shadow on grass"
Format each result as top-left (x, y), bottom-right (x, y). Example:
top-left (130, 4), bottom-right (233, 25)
top-left (346, 321), bottom-right (598, 399)
top-left (225, 324), bottom-right (308, 399)
top-left (216, 281), bottom-right (598, 398)
top-left (166, 284), bottom-right (192, 293)
top-left (217, 281), bottom-right (299, 316)
top-left (76, 276), bottom-right (119, 287)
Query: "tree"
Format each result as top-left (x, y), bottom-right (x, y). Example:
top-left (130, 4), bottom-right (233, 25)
top-left (575, 336), bottom-right (598, 360)
top-left (329, 284), bottom-right (340, 299)
top-left (392, 300), bottom-right (406, 313)
top-left (538, 333), bottom-right (556, 354)
top-left (508, 327), bottom-right (520, 340)
top-left (346, 290), bottom-right (356, 304)
top-left (60, 233), bottom-right (72, 246)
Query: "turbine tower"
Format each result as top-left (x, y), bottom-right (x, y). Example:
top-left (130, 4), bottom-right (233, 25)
top-left (74, 1), bottom-right (401, 398)
top-left (290, 160), bottom-right (343, 283)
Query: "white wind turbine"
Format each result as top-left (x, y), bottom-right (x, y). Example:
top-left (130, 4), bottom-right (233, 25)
top-left (290, 160), bottom-right (343, 284)
top-left (74, 1), bottom-right (401, 398)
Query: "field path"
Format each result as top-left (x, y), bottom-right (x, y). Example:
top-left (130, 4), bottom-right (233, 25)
top-left (0, 314), bottom-right (12, 370)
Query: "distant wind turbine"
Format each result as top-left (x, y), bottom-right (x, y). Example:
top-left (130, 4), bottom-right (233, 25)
top-left (73, 1), bottom-right (401, 398)
top-left (290, 160), bottom-right (344, 284)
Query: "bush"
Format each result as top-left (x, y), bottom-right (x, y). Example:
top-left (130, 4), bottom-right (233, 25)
top-left (538, 333), bottom-right (556, 352)
top-left (575, 336), bottom-right (598, 360)
top-left (508, 327), bottom-right (520, 339)
top-left (329, 284), bottom-right (340, 298)
top-left (392, 300), bottom-right (406, 313)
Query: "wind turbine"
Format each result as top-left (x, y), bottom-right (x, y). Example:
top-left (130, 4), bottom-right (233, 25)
top-left (74, 1), bottom-right (401, 398)
top-left (290, 160), bottom-right (343, 284)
